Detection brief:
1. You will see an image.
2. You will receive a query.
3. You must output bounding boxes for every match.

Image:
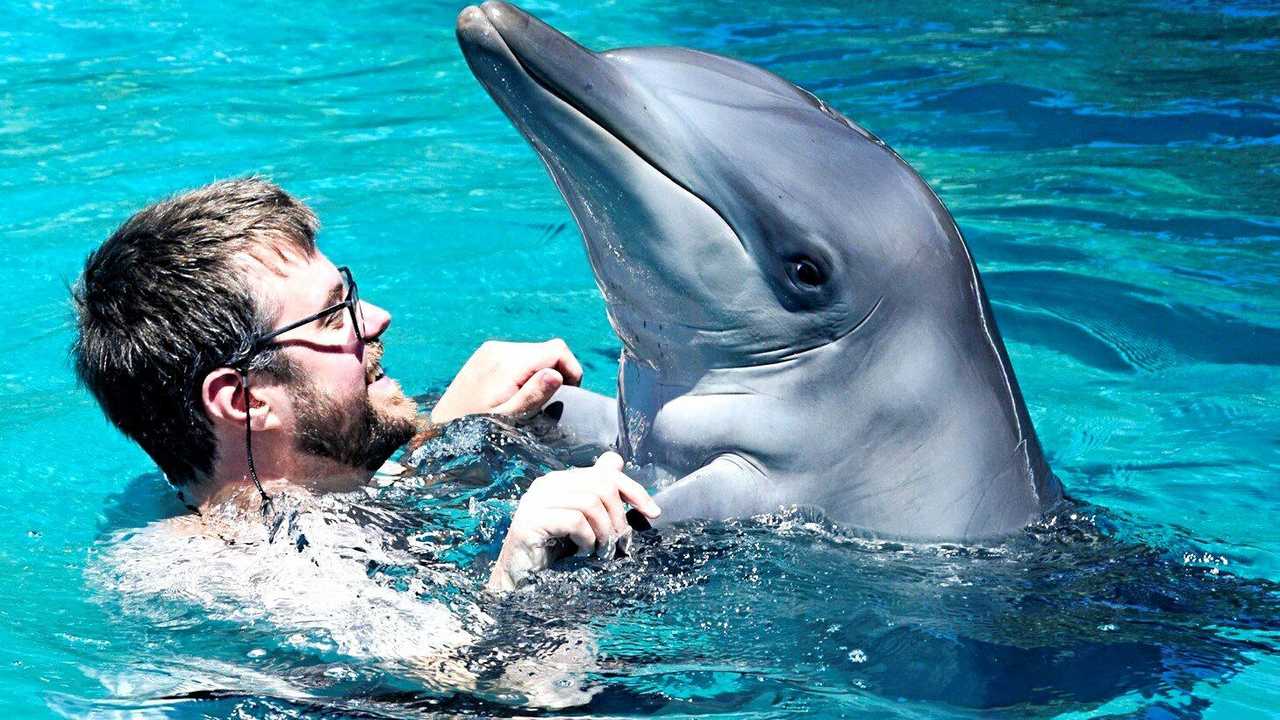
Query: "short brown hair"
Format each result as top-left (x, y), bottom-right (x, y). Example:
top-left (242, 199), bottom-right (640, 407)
top-left (72, 178), bottom-right (318, 486)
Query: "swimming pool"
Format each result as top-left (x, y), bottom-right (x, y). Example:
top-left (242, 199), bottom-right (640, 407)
top-left (3, 0), bottom-right (1278, 716)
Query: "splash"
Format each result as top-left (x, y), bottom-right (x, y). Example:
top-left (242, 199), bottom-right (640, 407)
top-left (86, 417), bottom-right (1280, 717)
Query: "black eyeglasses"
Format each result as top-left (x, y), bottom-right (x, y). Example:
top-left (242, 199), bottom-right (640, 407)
top-left (231, 266), bottom-right (365, 508)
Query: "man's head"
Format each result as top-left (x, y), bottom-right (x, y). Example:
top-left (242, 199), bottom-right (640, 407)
top-left (73, 178), bottom-right (416, 496)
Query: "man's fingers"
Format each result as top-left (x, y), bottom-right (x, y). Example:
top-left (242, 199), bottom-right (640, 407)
top-left (613, 473), bottom-right (662, 519)
top-left (539, 512), bottom-right (596, 559)
top-left (527, 509), bottom-right (597, 559)
top-left (544, 338), bottom-right (584, 386)
top-left (594, 451), bottom-right (624, 472)
top-left (493, 367), bottom-right (563, 418)
top-left (593, 453), bottom-right (660, 519)
top-left (567, 517), bottom-right (597, 558)
top-left (601, 488), bottom-right (629, 538)
top-left (582, 454), bottom-right (637, 535)
top-left (552, 492), bottom-right (614, 553)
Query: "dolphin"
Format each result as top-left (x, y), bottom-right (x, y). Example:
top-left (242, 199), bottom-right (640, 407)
top-left (456, 1), bottom-right (1063, 541)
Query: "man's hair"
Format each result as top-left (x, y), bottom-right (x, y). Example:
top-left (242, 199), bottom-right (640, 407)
top-left (72, 178), bottom-right (318, 486)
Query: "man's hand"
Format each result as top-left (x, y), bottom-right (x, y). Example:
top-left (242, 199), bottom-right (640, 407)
top-left (487, 452), bottom-right (661, 593)
top-left (430, 339), bottom-right (584, 425)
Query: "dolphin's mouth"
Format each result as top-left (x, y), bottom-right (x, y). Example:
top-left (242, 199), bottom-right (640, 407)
top-left (458, 4), bottom-right (609, 140)
top-left (456, 3), bottom-right (626, 154)
top-left (457, 2), bottom-right (627, 153)
top-left (456, 1), bottom-right (733, 240)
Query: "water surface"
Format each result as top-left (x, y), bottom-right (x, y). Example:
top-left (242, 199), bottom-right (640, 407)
top-left (2, 0), bottom-right (1278, 716)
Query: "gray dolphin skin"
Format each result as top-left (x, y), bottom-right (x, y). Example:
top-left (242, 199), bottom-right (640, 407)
top-left (456, 1), bottom-right (1063, 541)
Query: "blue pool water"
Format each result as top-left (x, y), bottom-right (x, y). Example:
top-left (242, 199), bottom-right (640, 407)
top-left (3, 0), bottom-right (1279, 716)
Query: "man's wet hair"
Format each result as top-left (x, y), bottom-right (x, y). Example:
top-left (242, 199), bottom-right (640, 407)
top-left (72, 177), bottom-right (317, 487)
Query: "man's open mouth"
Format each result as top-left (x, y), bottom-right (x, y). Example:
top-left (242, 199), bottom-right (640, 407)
top-left (364, 341), bottom-right (389, 385)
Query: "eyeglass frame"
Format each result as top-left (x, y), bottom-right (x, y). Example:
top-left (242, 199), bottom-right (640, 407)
top-left (227, 265), bottom-right (366, 508)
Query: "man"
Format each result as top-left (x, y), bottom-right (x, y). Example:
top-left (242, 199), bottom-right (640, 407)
top-left (73, 177), bottom-right (659, 592)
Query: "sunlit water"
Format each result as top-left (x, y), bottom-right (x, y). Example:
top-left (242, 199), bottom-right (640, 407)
top-left (3, 0), bottom-right (1278, 717)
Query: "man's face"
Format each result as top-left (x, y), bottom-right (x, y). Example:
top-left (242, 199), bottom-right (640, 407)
top-left (252, 251), bottom-right (417, 476)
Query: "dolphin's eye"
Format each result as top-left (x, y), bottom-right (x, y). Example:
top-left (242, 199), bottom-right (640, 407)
top-left (789, 258), bottom-right (826, 288)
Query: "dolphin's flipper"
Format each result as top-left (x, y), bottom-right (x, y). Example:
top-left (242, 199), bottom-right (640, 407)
top-left (527, 385), bottom-right (619, 453)
top-left (647, 456), bottom-right (770, 528)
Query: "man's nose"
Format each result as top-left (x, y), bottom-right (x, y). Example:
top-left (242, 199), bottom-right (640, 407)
top-left (358, 300), bottom-right (391, 341)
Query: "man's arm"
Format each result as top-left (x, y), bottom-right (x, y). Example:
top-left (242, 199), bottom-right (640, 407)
top-left (425, 340), bottom-right (652, 591)
top-left (431, 338), bottom-right (584, 424)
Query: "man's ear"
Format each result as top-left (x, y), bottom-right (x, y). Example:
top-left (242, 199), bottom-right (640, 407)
top-left (201, 368), bottom-right (282, 432)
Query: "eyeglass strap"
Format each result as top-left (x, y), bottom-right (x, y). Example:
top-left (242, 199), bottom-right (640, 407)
top-left (240, 367), bottom-right (273, 512)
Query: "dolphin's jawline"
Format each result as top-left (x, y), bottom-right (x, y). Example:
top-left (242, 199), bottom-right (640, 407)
top-left (770, 294), bottom-right (885, 365)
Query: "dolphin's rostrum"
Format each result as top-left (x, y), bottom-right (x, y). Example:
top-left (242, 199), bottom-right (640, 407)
top-left (457, 1), bottom-right (1063, 541)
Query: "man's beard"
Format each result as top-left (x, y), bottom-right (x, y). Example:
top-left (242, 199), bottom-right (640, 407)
top-left (291, 342), bottom-right (416, 472)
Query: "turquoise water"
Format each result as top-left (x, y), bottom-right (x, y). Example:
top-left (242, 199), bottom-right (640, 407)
top-left (4, 0), bottom-right (1280, 716)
